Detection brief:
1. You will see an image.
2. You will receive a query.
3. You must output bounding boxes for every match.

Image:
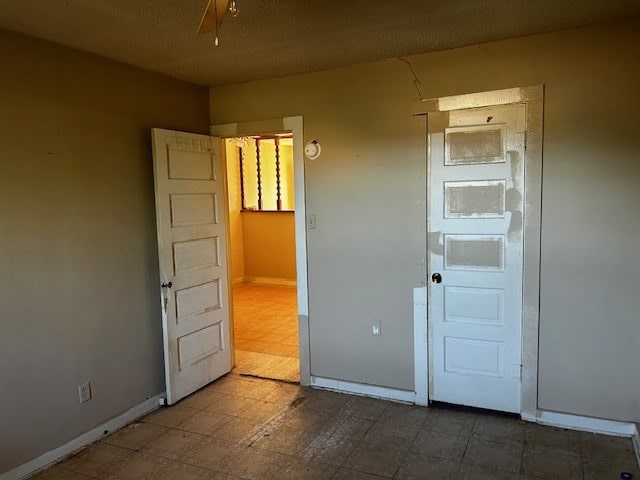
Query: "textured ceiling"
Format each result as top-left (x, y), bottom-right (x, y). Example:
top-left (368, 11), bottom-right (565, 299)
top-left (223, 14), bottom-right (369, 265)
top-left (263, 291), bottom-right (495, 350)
top-left (1, 0), bottom-right (639, 86)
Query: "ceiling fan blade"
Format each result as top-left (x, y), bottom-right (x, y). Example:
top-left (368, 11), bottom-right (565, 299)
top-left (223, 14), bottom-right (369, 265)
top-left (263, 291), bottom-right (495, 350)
top-left (198, 0), bottom-right (230, 34)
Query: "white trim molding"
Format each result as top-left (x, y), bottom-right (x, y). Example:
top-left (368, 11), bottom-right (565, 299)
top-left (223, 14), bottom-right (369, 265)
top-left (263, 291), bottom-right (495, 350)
top-left (0, 393), bottom-right (164, 480)
top-left (413, 286), bottom-right (428, 406)
top-left (413, 85), bottom-right (544, 116)
top-left (243, 276), bottom-right (297, 287)
top-left (533, 410), bottom-right (637, 437)
top-left (415, 85), bottom-right (544, 419)
top-left (633, 425), bottom-right (640, 468)
top-left (210, 115), bottom-right (311, 386)
top-left (310, 376), bottom-right (416, 404)
top-left (524, 410), bottom-right (640, 466)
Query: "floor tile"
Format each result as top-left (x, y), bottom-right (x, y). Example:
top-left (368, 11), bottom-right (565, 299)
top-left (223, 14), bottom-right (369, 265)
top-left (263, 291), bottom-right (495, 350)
top-left (581, 431), bottom-right (636, 460)
top-left (237, 397), bottom-right (290, 422)
top-left (378, 402), bottom-right (431, 428)
top-left (213, 416), bottom-right (266, 444)
top-left (199, 393), bottom-right (260, 417)
top-left (298, 389), bottom-right (350, 413)
top-left (60, 442), bottom-right (133, 477)
top-left (343, 444), bottom-right (408, 478)
top-left (141, 405), bottom-right (199, 428)
top-left (472, 413), bottom-right (526, 446)
top-left (280, 405), bottom-right (335, 431)
top-left (175, 410), bottom-right (234, 436)
top-left (332, 468), bottom-right (391, 479)
top-left (27, 371), bottom-right (640, 480)
top-left (276, 456), bottom-right (338, 479)
top-left (422, 408), bottom-right (478, 436)
top-left (318, 413), bottom-right (375, 440)
top-left (253, 424), bottom-right (320, 455)
top-left (155, 461), bottom-right (214, 480)
top-left (338, 395), bottom-right (388, 421)
top-left (457, 463), bottom-right (516, 479)
top-left (102, 422), bottom-right (168, 450)
top-left (141, 429), bottom-right (207, 460)
top-left (462, 436), bottom-right (523, 473)
top-left (583, 455), bottom-right (640, 480)
top-left (410, 429), bottom-right (468, 461)
top-left (104, 452), bottom-right (171, 479)
top-left (302, 432), bottom-right (359, 466)
top-left (215, 446), bottom-right (291, 479)
top-left (180, 435), bottom-right (237, 470)
top-left (524, 423), bottom-right (582, 457)
top-left (394, 452), bottom-right (460, 479)
top-left (360, 418), bottom-right (420, 451)
top-left (30, 465), bottom-right (93, 479)
top-left (177, 387), bottom-right (223, 411)
top-left (205, 473), bottom-right (245, 480)
top-left (232, 283), bottom-right (300, 382)
top-left (521, 448), bottom-right (584, 479)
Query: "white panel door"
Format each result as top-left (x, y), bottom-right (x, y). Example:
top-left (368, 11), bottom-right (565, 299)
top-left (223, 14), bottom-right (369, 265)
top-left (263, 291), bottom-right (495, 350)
top-left (152, 128), bottom-right (232, 405)
top-left (428, 104), bottom-right (526, 413)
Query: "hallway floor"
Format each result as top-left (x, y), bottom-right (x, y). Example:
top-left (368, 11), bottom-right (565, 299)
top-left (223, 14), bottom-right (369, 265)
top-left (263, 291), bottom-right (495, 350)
top-left (232, 283), bottom-right (299, 382)
top-left (31, 373), bottom-right (639, 479)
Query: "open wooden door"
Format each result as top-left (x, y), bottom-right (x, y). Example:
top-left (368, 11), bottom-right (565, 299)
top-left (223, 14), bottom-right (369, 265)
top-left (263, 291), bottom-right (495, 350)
top-left (152, 128), bottom-right (232, 405)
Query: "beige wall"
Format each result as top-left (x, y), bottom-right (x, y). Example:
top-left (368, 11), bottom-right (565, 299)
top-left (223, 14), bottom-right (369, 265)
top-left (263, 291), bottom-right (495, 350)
top-left (241, 211), bottom-right (297, 283)
top-left (210, 21), bottom-right (640, 422)
top-left (0, 30), bottom-right (210, 474)
top-left (225, 140), bottom-right (245, 283)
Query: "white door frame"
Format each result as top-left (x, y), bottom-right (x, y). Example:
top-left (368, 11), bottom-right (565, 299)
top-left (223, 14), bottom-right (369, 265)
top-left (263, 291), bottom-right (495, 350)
top-left (210, 116), bottom-right (311, 386)
top-left (414, 86), bottom-right (543, 419)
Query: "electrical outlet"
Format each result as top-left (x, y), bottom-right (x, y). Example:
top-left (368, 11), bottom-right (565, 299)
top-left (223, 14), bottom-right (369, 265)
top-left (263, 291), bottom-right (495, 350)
top-left (371, 320), bottom-right (382, 336)
top-left (78, 381), bottom-right (92, 404)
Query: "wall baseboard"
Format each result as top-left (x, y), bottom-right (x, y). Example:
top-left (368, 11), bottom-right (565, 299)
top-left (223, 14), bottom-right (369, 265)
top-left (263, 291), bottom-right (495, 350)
top-left (311, 374), bottom-right (640, 468)
top-left (413, 287), bottom-right (428, 406)
top-left (0, 393), bottom-right (164, 480)
top-left (232, 276), bottom-right (246, 285)
top-left (633, 424), bottom-right (640, 468)
top-left (534, 410), bottom-right (637, 438)
top-left (244, 276), bottom-right (297, 287)
top-left (310, 375), bottom-right (415, 404)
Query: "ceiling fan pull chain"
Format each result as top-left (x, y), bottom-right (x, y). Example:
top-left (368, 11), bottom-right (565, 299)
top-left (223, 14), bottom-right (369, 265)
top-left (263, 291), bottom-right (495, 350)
top-left (214, 0), bottom-right (220, 46)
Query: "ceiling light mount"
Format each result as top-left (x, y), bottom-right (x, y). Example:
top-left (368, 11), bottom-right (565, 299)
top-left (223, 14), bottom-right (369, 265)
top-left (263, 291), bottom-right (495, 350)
top-left (228, 1), bottom-right (239, 17)
top-left (197, 0), bottom-right (239, 46)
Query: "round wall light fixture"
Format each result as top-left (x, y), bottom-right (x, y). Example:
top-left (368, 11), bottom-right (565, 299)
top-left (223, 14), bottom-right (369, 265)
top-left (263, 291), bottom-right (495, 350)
top-left (304, 139), bottom-right (321, 160)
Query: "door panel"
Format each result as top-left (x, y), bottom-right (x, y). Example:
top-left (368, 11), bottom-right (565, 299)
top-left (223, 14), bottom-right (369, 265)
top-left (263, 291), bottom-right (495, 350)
top-left (428, 104), bottom-right (525, 413)
top-left (152, 129), bottom-right (231, 405)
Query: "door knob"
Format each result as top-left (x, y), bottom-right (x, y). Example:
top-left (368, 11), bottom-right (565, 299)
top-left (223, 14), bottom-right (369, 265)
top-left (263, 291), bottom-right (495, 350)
top-left (431, 273), bottom-right (442, 284)
top-left (161, 281), bottom-right (172, 288)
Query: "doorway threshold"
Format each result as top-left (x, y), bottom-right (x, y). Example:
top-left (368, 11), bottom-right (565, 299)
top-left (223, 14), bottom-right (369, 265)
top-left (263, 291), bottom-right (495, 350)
top-left (234, 349), bottom-right (299, 384)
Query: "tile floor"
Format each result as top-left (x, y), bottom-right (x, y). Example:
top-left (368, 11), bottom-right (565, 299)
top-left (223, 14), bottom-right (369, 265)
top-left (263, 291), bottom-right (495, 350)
top-left (232, 283), bottom-right (299, 383)
top-left (31, 372), bottom-right (639, 479)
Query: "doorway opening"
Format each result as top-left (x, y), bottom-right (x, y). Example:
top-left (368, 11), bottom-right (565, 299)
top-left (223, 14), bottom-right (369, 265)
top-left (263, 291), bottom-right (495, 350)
top-left (224, 135), bottom-right (299, 383)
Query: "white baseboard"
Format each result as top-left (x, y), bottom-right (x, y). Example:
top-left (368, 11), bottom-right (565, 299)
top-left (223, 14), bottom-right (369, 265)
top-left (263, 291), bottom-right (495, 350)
top-left (244, 276), bottom-right (297, 287)
top-left (310, 375), bottom-right (415, 404)
top-left (535, 410), bottom-right (637, 437)
top-left (413, 287), bottom-right (428, 406)
top-left (633, 424), bottom-right (640, 468)
top-left (538, 416), bottom-right (637, 468)
top-left (0, 393), bottom-right (164, 480)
